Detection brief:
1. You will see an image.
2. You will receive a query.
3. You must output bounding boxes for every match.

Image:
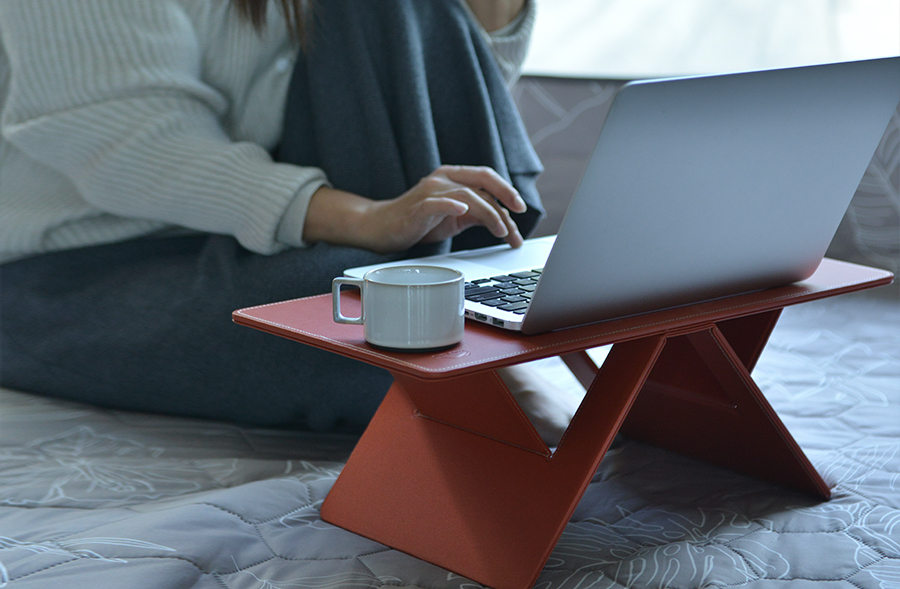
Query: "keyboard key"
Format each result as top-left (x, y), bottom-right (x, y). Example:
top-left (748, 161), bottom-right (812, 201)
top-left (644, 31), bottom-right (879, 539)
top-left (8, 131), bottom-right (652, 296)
top-left (464, 286), bottom-right (499, 297)
top-left (480, 298), bottom-right (508, 307)
top-left (468, 292), bottom-right (506, 302)
top-left (502, 295), bottom-right (528, 303)
top-left (499, 301), bottom-right (529, 312)
top-left (499, 287), bottom-right (525, 295)
top-left (509, 271), bottom-right (540, 279)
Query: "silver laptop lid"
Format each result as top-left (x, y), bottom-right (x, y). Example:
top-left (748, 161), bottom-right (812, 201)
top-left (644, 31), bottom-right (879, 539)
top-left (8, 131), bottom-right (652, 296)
top-left (522, 56), bottom-right (900, 333)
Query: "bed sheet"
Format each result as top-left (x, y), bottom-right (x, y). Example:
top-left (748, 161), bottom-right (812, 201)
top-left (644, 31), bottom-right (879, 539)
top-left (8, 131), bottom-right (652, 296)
top-left (1, 282), bottom-right (898, 589)
top-left (4, 75), bottom-right (899, 588)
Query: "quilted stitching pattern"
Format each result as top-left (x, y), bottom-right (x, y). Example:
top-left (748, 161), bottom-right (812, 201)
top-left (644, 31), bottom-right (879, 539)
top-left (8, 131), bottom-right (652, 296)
top-left (1, 290), bottom-right (897, 588)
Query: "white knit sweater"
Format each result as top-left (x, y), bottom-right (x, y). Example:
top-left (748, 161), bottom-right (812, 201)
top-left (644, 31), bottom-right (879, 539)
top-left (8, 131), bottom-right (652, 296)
top-left (0, 0), bottom-right (535, 263)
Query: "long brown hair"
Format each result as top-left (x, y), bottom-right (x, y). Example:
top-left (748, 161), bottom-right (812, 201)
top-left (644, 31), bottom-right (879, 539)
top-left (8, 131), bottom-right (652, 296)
top-left (233, 0), bottom-right (312, 44)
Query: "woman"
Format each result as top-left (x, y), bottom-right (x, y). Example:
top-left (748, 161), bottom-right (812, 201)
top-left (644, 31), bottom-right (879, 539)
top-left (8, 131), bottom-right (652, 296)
top-left (0, 0), bottom-right (581, 441)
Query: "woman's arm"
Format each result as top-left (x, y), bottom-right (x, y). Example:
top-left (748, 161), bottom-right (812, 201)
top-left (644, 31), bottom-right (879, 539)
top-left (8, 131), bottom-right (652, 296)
top-left (303, 166), bottom-right (527, 254)
top-left (1, 0), bottom-right (535, 258)
top-left (0, 0), bottom-right (313, 256)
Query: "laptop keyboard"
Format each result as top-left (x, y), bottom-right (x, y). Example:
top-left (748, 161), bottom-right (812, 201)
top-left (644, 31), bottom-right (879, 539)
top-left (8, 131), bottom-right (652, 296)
top-left (464, 269), bottom-right (542, 315)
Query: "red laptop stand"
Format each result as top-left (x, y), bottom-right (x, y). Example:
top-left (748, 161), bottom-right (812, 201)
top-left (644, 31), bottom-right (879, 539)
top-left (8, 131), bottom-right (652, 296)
top-left (234, 258), bottom-right (892, 589)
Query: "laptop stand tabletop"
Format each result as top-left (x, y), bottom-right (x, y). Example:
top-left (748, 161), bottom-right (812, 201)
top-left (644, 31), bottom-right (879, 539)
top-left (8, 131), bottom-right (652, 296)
top-left (233, 258), bottom-right (892, 379)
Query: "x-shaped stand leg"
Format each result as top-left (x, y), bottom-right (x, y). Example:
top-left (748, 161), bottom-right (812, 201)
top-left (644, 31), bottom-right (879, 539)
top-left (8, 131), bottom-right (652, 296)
top-left (321, 310), bottom-right (829, 589)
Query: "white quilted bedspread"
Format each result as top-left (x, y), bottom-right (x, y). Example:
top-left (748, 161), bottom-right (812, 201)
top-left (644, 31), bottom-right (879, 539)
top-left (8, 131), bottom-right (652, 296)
top-left (1, 282), bottom-right (898, 589)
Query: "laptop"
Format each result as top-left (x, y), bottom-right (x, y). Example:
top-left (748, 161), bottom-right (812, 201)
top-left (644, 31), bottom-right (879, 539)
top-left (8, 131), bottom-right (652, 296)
top-left (346, 56), bottom-right (900, 334)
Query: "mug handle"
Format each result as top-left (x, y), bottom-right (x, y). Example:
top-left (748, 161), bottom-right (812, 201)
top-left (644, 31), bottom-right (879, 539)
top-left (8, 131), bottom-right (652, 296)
top-left (332, 277), bottom-right (365, 324)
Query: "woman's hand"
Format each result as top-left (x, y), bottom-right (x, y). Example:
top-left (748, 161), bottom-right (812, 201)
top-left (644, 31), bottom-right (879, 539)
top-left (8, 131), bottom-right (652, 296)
top-left (303, 165), bottom-right (527, 254)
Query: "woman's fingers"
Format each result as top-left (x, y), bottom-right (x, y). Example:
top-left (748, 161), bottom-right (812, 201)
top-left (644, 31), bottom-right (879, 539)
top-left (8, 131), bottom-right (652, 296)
top-left (441, 186), bottom-right (510, 239)
top-left (493, 197), bottom-right (524, 247)
top-left (458, 187), bottom-right (524, 247)
top-left (429, 164), bottom-right (528, 247)
top-left (437, 165), bottom-right (527, 214)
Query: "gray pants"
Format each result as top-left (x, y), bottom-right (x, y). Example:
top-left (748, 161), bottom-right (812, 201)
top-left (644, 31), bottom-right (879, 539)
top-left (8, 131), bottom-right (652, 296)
top-left (0, 236), bottom-right (411, 432)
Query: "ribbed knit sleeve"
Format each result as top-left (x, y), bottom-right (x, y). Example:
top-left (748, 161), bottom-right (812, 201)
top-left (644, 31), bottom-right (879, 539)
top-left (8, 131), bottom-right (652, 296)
top-left (0, 0), bottom-right (322, 256)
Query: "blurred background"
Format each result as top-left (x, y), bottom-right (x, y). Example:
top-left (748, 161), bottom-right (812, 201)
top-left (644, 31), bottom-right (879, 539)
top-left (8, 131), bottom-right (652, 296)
top-left (523, 0), bottom-right (899, 78)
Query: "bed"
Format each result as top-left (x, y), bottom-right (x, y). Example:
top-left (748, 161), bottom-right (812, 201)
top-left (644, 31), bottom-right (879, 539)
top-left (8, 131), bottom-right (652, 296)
top-left (2, 76), bottom-right (898, 589)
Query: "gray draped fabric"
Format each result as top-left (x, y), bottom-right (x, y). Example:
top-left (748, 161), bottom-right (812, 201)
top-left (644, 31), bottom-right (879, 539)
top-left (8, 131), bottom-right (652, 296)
top-left (275, 0), bottom-right (545, 250)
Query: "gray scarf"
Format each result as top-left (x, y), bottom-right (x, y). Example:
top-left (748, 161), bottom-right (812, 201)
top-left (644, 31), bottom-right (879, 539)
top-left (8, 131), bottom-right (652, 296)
top-left (275, 0), bottom-right (544, 252)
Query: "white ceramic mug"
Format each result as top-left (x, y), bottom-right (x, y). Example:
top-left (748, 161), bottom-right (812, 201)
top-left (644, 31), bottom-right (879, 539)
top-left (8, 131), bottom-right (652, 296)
top-left (332, 265), bottom-right (465, 350)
